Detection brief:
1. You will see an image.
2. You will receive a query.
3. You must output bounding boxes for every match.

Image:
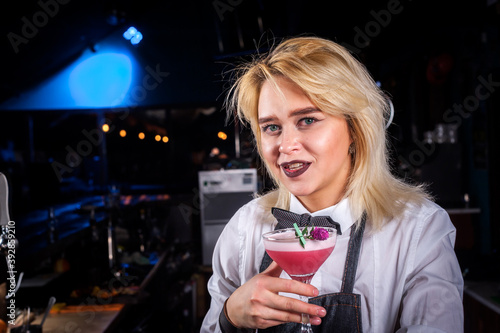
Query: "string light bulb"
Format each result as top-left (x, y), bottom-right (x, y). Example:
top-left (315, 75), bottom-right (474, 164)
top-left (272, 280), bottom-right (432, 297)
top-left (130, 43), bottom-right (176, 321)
top-left (218, 131), bottom-right (227, 140)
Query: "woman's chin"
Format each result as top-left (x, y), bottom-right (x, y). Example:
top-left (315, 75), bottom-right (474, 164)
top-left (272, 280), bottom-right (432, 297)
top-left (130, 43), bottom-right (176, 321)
top-left (286, 185), bottom-right (314, 199)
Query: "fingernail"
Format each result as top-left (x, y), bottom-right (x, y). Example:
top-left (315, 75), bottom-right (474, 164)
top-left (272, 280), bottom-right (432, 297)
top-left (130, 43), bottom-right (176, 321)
top-left (311, 317), bottom-right (321, 325)
top-left (317, 308), bottom-right (326, 316)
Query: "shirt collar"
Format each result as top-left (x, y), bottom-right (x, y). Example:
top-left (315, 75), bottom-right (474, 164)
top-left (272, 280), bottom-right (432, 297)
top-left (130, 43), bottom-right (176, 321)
top-left (289, 195), bottom-right (356, 234)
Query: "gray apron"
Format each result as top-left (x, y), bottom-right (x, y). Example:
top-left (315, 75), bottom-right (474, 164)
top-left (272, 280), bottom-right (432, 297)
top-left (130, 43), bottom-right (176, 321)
top-left (258, 215), bottom-right (366, 333)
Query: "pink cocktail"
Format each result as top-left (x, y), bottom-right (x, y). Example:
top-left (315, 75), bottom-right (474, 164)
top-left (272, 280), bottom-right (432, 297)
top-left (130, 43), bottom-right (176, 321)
top-left (264, 230), bottom-right (335, 282)
top-left (263, 227), bottom-right (337, 332)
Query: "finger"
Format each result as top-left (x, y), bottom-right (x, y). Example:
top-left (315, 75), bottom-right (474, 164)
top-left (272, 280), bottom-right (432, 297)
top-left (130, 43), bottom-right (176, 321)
top-left (254, 314), bottom-right (322, 329)
top-left (254, 301), bottom-right (323, 327)
top-left (266, 277), bottom-right (319, 298)
top-left (262, 260), bottom-right (283, 277)
top-left (269, 293), bottom-right (326, 318)
top-left (310, 316), bottom-right (322, 326)
top-left (251, 299), bottom-right (302, 326)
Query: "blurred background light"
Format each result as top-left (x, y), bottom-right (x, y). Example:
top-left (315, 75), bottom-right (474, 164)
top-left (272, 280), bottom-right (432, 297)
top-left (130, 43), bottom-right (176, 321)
top-left (123, 26), bottom-right (137, 40)
top-left (123, 26), bottom-right (143, 45)
top-left (69, 53), bottom-right (133, 107)
top-left (210, 147), bottom-right (220, 157)
top-left (218, 131), bottom-right (227, 140)
top-left (130, 32), bottom-right (143, 45)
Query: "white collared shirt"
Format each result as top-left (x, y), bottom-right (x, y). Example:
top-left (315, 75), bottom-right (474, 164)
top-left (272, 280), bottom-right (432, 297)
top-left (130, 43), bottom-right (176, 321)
top-left (201, 194), bottom-right (464, 332)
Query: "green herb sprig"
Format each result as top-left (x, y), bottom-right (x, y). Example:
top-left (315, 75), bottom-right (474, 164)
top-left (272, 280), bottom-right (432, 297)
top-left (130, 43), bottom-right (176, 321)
top-left (293, 223), bottom-right (329, 248)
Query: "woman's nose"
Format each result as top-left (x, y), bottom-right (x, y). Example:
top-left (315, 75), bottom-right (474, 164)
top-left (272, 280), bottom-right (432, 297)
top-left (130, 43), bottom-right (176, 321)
top-left (278, 128), bottom-right (300, 154)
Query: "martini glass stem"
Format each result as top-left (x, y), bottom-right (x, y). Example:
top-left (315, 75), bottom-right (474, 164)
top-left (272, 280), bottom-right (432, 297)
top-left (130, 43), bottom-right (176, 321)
top-left (299, 294), bottom-right (313, 333)
top-left (293, 275), bottom-right (314, 333)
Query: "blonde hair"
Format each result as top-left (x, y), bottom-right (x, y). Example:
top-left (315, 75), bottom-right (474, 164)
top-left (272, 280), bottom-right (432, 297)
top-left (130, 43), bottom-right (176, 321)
top-left (226, 36), bottom-right (429, 230)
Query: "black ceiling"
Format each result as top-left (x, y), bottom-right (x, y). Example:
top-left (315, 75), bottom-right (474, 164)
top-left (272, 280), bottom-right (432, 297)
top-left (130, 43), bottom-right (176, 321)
top-left (0, 0), bottom-right (495, 107)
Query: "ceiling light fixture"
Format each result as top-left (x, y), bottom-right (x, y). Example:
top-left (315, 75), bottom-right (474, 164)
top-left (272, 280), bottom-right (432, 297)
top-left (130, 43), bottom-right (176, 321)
top-left (123, 26), bottom-right (143, 45)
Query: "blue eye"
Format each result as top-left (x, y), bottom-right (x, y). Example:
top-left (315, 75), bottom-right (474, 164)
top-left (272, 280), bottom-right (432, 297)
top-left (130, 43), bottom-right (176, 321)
top-left (303, 118), bottom-right (315, 125)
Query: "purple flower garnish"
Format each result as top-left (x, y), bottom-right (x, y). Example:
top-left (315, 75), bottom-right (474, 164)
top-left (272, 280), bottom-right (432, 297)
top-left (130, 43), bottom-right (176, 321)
top-left (311, 227), bottom-right (329, 240)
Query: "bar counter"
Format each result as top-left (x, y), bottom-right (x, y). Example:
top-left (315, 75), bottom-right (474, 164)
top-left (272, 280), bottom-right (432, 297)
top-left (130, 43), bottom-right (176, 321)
top-left (10, 192), bottom-right (200, 332)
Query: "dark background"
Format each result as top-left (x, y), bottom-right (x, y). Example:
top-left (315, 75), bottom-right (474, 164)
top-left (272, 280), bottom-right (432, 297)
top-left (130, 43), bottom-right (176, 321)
top-left (0, 0), bottom-right (499, 330)
top-left (0, 0), bottom-right (498, 270)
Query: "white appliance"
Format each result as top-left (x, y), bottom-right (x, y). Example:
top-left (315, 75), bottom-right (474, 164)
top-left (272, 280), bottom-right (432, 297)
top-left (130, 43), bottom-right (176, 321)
top-left (198, 169), bottom-right (257, 266)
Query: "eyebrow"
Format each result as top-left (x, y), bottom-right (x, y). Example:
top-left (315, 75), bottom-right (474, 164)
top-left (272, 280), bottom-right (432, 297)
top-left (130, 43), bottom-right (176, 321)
top-left (258, 107), bottom-right (322, 124)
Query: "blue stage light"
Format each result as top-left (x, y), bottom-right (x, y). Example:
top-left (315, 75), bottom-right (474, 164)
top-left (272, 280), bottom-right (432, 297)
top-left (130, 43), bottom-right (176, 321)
top-left (130, 32), bottom-right (143, 45)
top-left (123, 26), bottom-right (142, 45)
top-left (123, 26), bottom-right (137, 40)
top-left (69, 53), bottom-right (133, 107)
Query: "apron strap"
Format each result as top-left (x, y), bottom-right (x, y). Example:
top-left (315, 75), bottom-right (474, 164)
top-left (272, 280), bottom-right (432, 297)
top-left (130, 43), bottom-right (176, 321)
top-left (259, 248), bottom-right (273, 273)
top-left (340, 213), bottom-right (366, 294)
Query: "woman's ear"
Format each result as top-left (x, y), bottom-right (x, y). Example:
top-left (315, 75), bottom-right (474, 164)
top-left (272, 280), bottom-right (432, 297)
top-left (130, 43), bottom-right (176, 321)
top-left (348, 142), bottom-right (356, 156)
top-left (345, 117), bottom-right (356, 153)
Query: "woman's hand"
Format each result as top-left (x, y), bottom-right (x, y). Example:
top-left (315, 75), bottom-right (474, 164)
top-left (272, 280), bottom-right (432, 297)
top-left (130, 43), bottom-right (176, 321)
top-left (225, 261), bottom-right (327, 329)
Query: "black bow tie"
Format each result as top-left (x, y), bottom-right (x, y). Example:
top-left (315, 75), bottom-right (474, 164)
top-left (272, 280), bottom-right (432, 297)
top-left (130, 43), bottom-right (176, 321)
top-left (271, 207), bottom-right (342, 235)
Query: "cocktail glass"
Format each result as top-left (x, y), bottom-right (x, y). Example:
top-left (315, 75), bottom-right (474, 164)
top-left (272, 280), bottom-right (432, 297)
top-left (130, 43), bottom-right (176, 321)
top-left (262, 227), bottom-right (337, 332)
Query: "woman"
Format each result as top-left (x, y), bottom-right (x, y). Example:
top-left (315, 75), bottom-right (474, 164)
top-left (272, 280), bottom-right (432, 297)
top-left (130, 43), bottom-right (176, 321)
top-left (201, 36), bottom-right (464, 332)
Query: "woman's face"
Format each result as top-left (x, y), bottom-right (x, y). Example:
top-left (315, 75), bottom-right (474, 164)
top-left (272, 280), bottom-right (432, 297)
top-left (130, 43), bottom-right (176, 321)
top-left (258, 77), bottom-right (352, 212)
